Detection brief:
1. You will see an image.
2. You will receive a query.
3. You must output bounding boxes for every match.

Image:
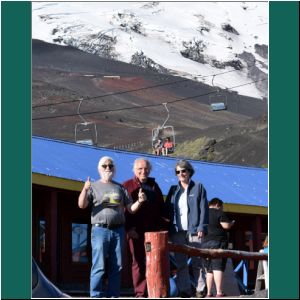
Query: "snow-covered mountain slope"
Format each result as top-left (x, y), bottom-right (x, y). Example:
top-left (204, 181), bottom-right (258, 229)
top-left (32, 2), bottom-right (268, 99)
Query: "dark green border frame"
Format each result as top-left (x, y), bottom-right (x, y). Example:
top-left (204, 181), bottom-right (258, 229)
top-left (269, 2), bottom-right (299, 299)
top-left (1, 1), bottom-right (299, 299)
top-left (1, 1), bottom-right (31, 299)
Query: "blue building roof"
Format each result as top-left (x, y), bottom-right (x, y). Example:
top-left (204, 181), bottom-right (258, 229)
top-left (32, 136), bottom-right (268, 207)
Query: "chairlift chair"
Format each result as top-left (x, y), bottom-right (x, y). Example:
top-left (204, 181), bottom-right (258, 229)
top-left (151, 103), bottom-right (175, 149)
top-left (152, 126), bottom-right (175, 145)
top-left (210, 102), bottom-right (227, 111)
top-left (209, 75), bottom-right (228, 111)
top-left (75, 122), bottom-right (98, 145)
top-left (74, 98), bottom-right (98, 145)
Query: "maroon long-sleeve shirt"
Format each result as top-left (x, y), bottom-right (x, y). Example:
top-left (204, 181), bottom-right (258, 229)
top-left (123, 176), bottom-right (168, 233)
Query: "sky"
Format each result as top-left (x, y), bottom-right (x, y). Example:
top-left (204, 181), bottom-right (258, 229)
top-left (32, 1), bottom-right (269, 99)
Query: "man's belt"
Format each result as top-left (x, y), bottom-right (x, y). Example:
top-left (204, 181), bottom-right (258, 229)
top-left (93, 223), bottom-right (123, 229)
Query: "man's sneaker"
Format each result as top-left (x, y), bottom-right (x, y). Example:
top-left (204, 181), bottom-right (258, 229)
top-left (195, 291), bottom-right (207, 298)
top-left (195, 286), bottom-right (207, 298)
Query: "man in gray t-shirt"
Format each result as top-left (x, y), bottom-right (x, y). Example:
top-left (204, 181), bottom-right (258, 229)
top-left (88, 180), bottom-right (132, 226)
top-left (78, 156), bottom-right (147, 298)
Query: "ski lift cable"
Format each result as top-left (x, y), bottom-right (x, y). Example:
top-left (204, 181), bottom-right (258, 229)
top-left (161, 103), bottom-right (170, 128)
top-left (211, 75), bottom-right (219, 92)
top-left (32, 61), bottom-right (259, 109)
top-left (32, 78), bottom-right (267, 121)
top-left (32, 78), bottom-right (190, 109)
top-left (77, 98), bottom-right (88, 124)
top-left (211, 75), bottom-right (228, 92)
top-left (33, 78), bottom-right (266, 121)
top-left (209, 74), bottom-right (228, 106)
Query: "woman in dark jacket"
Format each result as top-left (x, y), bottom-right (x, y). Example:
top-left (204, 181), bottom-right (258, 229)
top-left (165, 160), bottom-right (209, 298)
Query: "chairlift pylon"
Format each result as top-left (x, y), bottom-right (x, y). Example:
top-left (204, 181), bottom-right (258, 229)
top-left (152, 103), bottom-right (175, 151)
top-left (74, 98), bottom-right (98, 145)
top-left (209, 75), bottom-right (227, 111)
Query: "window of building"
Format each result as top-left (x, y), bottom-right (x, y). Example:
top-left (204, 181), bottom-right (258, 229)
top-left (39, 219), bottom-right (46, 264)
top-left (72, 223), bottom-right (88, 263)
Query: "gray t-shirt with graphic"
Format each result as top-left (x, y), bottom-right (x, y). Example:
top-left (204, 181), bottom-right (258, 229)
top-left (87, 180), bottom-right (132, 226)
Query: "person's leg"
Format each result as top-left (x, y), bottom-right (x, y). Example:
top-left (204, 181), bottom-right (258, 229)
top-left (170, 232), bottom-right (191, 296)
top-left (90, 227), bottom-right (110, 298)
top-left (196, 265), bottom-right (207, 296)
top-left (107, 227), bottom-right (125, 297)
top-left (211, 255), bottom-right (227, 296)
top-left (174, 251), bottom-right (191, 297)
top-left (206, 272), bottom-right (214, 296)
top-left (188, 235), bottom-right (206, 295)
top-left (213, 270), bottom-right (224, 295)
top-left (128, 236), bottom-right (147, 297)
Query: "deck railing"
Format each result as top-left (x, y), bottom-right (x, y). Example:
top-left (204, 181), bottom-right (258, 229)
top-left (145, 232), bottom-right (268, 298)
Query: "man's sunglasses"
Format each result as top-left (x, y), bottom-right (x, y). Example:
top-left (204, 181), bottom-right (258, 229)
top-left (102, 164), bottom-right (114, 170)
top-left (176, 169), bottom-right (187, 175)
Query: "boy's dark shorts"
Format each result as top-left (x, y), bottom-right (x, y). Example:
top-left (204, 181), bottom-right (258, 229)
top-left (204, 257), bottom-right (227, 273)
top-left (202, 240), bottom-right (228, 273)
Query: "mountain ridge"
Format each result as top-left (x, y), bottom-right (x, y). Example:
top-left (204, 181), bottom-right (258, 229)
top-left (32, 2), bottom-right (268, 99)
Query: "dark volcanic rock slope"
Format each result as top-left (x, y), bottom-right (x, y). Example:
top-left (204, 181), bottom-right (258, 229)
top-left (32, 39), bottom-right (268, 167)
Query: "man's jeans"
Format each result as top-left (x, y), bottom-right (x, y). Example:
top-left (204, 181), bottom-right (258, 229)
top-left (90, 226), bottom-right (125, 298)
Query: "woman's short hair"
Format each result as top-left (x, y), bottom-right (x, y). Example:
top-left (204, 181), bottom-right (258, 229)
top-left (175, 160), bottom-right (194, 177)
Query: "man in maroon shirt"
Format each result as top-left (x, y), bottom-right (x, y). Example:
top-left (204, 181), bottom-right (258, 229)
top-left (123, 158), bottom-right (169, 297)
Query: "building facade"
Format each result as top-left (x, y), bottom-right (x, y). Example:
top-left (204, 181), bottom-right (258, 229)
top-left (32, 137), bottom-right (268, 293)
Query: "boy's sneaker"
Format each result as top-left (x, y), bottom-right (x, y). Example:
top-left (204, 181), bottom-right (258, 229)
top-left (216, 292), bottom-right (226, 297)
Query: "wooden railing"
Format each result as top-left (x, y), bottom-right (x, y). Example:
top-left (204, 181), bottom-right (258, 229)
top-left (145, 232), bottom-right (268, 298)
top-left (168, 242), bottom-right (268, 261)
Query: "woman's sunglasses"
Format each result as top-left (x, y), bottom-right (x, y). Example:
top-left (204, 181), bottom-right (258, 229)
top-left (176, 169), bottom-right (187, 175)
top-left (102, 164), bottom-right (114, 170)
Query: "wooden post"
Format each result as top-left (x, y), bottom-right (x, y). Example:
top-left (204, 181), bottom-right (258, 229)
top-left (145, 231), bottom-right (170, 298)
top-left (253, 216), bottom-right (262, 252)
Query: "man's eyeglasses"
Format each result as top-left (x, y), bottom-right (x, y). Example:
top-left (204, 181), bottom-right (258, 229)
top-left (176, 169), bottom-right (187, 175)
top-left (102, 164), bottom-right (114, 170)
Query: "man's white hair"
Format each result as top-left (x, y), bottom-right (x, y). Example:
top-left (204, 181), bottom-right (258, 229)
top-left (98, 156), bottom-right (116, 176)
top-left (133, 158), bottom-right (152, 173)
